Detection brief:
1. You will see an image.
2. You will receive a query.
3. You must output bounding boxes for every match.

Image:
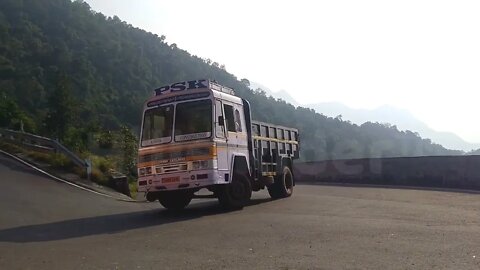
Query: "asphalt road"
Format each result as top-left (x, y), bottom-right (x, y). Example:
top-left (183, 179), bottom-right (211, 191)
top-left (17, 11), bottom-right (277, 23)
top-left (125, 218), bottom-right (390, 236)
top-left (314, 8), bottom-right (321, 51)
top-left (0, 154), bottom-right (479, 270)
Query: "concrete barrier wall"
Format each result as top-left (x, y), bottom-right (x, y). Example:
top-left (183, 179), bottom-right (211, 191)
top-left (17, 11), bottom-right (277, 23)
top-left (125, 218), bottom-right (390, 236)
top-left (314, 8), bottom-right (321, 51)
top-left (293, 155), bottom-right (480, 190)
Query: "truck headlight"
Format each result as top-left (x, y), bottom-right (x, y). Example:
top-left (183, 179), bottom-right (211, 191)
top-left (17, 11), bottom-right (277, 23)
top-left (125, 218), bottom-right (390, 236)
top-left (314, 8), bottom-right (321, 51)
top-left (192, 161), bottom-right (202, 170)
top-left (191, 160), bottom-right (214, 170)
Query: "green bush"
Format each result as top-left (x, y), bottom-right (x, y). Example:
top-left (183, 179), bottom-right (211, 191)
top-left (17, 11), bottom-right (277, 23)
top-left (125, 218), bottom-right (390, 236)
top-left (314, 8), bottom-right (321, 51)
top-left (63, 127), bottom-right (89, 153)
top-left (90, 167), bottom-right (109, 186)
top-left (90, 155), bottom-right (116, 173)
top-left (97, 130), bottom-right (114, 149)
top-left (49, 153), bottom-right (74, 170)
top-left (129, 182), bottom-right (138, 199)
top-left (88, 155), bottom-right (117, 187)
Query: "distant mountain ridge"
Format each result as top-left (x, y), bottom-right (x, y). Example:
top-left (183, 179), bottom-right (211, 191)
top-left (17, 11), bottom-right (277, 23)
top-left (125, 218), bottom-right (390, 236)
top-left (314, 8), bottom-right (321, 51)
top-left (306, 103), bottom-right (480, 152)
top-left (249, 82), bottom-right (299, 106)
top-left (251, 81), bottom-right (479, 152)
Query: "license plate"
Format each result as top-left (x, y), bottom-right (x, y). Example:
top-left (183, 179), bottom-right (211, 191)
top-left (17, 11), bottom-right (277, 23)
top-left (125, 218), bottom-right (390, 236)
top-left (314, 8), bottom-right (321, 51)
top-left (162, 176), bottom-right (180, 183)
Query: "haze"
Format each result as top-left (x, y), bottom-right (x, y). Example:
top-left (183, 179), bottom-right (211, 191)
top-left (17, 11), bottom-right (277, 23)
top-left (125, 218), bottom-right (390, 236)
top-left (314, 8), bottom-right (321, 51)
top-left (85, 0), bottom-right (480, 143)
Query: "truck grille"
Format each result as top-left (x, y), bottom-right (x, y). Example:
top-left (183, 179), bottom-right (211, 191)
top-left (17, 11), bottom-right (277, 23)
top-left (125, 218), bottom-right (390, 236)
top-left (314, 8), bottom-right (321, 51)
top-left (157, 163), bottom-right (188, 174)
top-left (139, 148), bottom-right (211, 163)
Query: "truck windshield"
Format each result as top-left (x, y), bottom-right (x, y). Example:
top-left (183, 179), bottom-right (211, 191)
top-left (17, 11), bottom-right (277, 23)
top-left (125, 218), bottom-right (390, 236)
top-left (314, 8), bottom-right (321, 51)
top-left (141, 105), bottom-right (174, 146)
top-left (175, 99), bottom-right (212, 141)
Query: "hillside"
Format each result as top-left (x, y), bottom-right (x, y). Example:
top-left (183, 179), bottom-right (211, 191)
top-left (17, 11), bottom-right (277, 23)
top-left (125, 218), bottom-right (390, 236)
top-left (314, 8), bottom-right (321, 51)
top-left (0, 0), bottom-right (464, 161)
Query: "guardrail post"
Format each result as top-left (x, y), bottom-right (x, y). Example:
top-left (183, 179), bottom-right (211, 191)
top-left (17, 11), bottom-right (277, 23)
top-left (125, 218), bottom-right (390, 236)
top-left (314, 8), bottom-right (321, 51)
top-left (85, 158), bottom-right (92, 181)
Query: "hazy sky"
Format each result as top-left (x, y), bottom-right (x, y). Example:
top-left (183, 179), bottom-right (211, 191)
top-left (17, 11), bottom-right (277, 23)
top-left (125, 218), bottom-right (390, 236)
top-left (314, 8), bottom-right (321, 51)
top-left (85, 0), bottom-right (480, 143)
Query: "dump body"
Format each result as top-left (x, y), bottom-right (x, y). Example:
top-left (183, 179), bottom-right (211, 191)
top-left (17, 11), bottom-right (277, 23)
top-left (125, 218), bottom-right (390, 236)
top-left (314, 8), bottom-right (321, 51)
top-left (251, 121), bottom-right (299, 181)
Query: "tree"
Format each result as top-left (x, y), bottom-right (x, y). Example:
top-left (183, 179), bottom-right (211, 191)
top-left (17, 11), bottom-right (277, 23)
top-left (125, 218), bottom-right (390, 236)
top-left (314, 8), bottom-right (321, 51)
top-left (240, 78), bottom-right (250, 88)
top-left (0, 92), bottom-right (20, 128)
top-left (0, 92), bottom-right (36, 132)
top-left (44, 75), bottom-right (75, 140)
top-left (119, 125), bottom-right (138, 176)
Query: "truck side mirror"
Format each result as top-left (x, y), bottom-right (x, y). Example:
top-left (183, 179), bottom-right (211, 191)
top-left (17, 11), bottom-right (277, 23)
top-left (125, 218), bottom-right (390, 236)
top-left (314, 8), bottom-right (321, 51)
top-left (218, 116), bottom-right (224, 126)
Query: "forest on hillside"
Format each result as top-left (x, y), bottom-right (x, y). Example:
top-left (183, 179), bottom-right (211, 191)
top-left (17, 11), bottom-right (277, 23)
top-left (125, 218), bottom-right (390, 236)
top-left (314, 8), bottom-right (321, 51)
top-left (469, 149), bottom-right (480, 155)
top-left (0, 0), bottom-right (465, 162)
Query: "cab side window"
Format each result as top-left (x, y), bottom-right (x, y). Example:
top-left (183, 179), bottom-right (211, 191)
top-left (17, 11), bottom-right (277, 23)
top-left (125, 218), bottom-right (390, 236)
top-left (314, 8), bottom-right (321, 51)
top-left (234, 109), bottom-right (242, 132)
top-left (223, 104), bottom-right (236, 132)
top-left (215, 100), bottom-right (225, 138)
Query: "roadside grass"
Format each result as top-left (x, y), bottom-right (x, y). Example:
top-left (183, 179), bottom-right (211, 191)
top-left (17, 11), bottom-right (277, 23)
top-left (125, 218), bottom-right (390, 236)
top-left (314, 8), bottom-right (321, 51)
top-left (0, 141), bottom-right (137, 197)
top-left (0, 141), bottom-right (24, 154)
top-left (26, 151), bottom-right (75, 171)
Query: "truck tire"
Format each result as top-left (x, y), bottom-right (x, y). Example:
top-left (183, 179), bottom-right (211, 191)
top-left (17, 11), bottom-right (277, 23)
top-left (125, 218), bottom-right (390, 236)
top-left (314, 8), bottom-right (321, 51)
top-left (268, 166), bottom-right (294, 199)
top-left (217, 173), bottom-right (252, 210)
top-left (158, 190), bottom-right (193, 211)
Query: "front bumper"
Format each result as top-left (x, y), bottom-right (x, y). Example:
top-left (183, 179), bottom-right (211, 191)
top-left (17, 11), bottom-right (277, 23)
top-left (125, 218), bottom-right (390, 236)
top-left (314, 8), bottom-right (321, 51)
top-left (137, 169), bottom-right (228, 192)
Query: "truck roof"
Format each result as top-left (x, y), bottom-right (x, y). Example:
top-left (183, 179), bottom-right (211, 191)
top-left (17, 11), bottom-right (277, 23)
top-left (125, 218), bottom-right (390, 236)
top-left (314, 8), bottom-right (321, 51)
top-left (144, 79), bottom-right (243, 108)
top-left (152, 79), bottom-right (234, 96)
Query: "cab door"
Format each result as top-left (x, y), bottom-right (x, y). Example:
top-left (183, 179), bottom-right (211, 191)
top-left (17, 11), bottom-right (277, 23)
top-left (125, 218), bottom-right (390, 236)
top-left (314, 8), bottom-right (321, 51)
top-left (223, 102), bottom-right (238, 172)
top-left (222, 101), bottom-right (248, 172)
top-left (215, 99), bottom-right (229, 172)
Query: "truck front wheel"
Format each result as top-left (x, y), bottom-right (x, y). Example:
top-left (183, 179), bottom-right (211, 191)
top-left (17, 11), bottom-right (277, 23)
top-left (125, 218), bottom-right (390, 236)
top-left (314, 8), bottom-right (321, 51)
top-left (217, 173), bottom-right (252, 210)
top-left (268, 166), bottom-right (294, 199)
top-left (158, 190), bottom-right (193, 211)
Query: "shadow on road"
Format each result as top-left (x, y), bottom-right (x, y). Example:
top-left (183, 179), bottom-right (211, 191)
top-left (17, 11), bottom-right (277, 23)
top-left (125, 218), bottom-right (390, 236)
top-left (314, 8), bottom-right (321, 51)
top-left (0, 198), bottom-right (272, 243)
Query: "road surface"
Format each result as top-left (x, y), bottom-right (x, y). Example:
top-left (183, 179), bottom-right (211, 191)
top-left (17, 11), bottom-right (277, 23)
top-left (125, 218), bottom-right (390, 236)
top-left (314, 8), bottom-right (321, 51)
top-left (0, 154), bottom-right (479, 269)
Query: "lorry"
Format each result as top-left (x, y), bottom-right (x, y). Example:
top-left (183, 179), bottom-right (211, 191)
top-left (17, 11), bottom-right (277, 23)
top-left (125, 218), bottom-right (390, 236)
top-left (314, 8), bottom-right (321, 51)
top-left (137, 79), bottom-right (300, 210)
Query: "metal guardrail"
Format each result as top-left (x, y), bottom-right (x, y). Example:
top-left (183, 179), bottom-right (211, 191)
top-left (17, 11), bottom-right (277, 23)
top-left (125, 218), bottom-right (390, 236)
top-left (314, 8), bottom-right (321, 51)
top-left (0, 128), bottom-right (91, 180)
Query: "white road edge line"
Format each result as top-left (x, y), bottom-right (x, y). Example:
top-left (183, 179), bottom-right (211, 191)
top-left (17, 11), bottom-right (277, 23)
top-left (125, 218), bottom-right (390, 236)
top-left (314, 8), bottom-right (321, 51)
top-left (0, 149), bottom-right (134, 202)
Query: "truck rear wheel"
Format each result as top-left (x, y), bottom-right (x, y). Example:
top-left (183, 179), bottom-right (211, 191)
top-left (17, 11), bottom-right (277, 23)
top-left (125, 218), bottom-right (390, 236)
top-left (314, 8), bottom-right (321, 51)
top-left (217, 173), bottom-right (252, 210)
top-left (268, 166), bottom-right (294, 199)
top-left (159, 190), bottom-right (193, 211)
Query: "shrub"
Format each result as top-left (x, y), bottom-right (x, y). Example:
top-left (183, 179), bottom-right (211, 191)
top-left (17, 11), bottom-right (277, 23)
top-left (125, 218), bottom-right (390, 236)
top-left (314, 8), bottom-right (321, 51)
top-left (48, 153), bottom-right (75, 171)
top-left (90, 167), bottom-right (109, 186)
top-left (90, 155), bottom-right (116, 173)
top-left (63, 127), bottom-right (89, 153)
top-left (129, 182), bottom-right (138, 198)
top-left (97, 130), bottom-right (114, 149)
